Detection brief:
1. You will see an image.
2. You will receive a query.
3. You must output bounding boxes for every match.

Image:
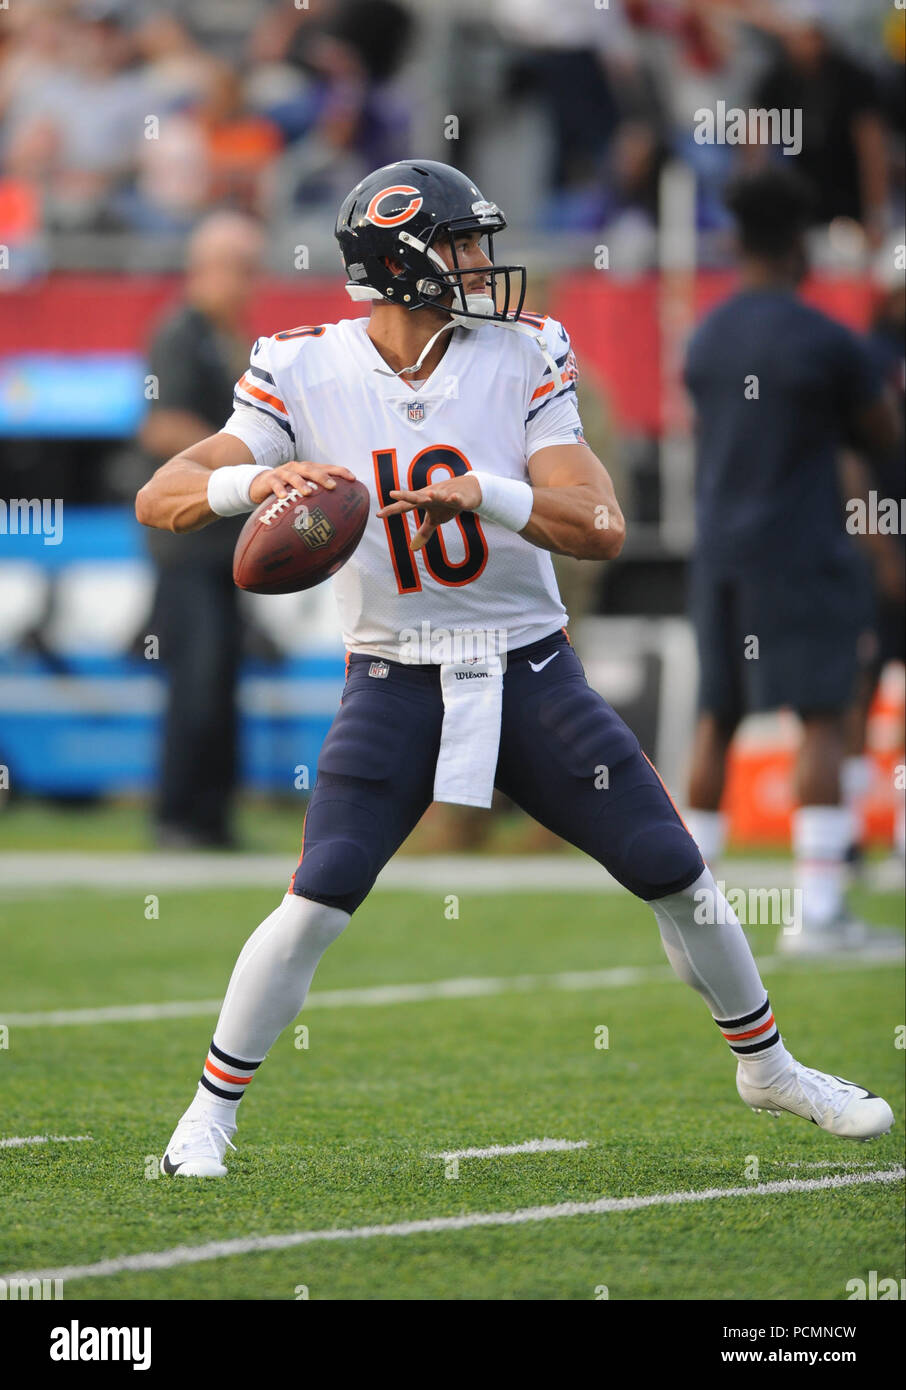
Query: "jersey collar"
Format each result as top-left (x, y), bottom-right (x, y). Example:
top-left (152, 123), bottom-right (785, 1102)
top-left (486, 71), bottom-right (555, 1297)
top-left (352, 317), bottom-right (465, 399)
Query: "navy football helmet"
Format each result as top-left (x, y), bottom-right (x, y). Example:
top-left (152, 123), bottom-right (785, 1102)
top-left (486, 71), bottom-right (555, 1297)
top-left (335, 159), bottom-right (527, 323)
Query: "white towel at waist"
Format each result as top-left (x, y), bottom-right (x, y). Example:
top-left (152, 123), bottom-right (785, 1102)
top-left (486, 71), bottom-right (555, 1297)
top-left (433, 655), bottom-right (503, 808)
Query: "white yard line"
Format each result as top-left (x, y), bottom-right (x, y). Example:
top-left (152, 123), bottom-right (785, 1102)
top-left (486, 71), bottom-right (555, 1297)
top-left (1, 851), bottom-right (619, 893)
top-left (430, 1138), bottom-right (589, 1160)
top-left (0, 1134), bottom-right (92, 1149)
top-left (1, 951), bottom-right (899, 1030)
top-left (3, 1000), bottom-right (226, 1028)
top-left (780, 1160), bottom-right (877, 1170)
top-left (4, 851), bottom-right (897, 894)
top-left (4, 1167), bottom-right (902, 1287)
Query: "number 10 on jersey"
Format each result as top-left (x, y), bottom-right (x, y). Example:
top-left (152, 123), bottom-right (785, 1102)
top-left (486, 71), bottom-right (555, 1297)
top-left (373, 446), bottom-right (489, 593)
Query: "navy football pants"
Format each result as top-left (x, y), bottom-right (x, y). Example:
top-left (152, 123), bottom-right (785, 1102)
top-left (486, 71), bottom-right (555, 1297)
top-left (293, 630), bottom-right (703, 914)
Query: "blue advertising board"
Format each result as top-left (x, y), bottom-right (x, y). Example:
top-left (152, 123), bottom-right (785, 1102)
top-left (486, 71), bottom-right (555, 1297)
top-left (0, 507), bottom-right (344, 796)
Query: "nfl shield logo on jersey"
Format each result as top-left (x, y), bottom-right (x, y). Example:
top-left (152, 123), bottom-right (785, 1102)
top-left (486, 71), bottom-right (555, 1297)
top-left (407, 401), bottom-right (425, 424)
top-left (368, 660), bottom-right (390, 679)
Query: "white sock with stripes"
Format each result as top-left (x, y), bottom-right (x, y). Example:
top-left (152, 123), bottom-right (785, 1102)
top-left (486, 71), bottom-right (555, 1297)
top-left (183, 894), bottom-right (350, 1125)
top-left (651, 867), bottom-right (791, 1084)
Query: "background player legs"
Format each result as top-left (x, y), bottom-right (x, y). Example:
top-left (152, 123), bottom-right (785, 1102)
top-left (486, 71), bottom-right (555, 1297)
top-left (154, 565), bottom-right (240, 847)
top-left (791, 710), bottom-right (853, 934)
top-left (685, 558), bottom-right (865, 936)
top-left (796, 711), bottom-right (847, 806)
top-left (684, 565), bottom-right (741, 871)
top-left (841, 671), bottom-right (878, 868)
top-left (685, 710), bottom-right (737, 867)
top-left (686, 702), bottom-right (857, 937)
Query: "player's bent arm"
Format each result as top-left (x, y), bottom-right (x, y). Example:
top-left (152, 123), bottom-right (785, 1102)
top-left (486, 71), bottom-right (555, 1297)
top-left (524, 442), bottom-right (626, 561)
top-left (379, 443), bottom-right (627, 557)
top-left (135, 432), bottom-right (260, 533)
top-left (135, 433), bottom-right (355, 534)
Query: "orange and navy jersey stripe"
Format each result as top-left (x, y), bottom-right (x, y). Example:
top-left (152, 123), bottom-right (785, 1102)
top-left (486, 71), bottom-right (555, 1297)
top-left (714, 997), bottom-right (779, 1055)
top-left (528, 367), bottom-right (575, 407)
top-left (507, 308), bottom-right (548, 330)
top-left (525, 322), bottom-right (579, 424)
top-left (233, 363), bottom-right (295, 442)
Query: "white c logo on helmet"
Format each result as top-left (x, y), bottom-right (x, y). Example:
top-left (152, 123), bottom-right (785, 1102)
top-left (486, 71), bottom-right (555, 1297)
top-left (365, 185), bottom-right (424, 228)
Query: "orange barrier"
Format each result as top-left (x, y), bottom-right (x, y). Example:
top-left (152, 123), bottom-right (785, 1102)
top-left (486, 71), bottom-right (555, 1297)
top-left (723, 665), bottom-right (905, 846)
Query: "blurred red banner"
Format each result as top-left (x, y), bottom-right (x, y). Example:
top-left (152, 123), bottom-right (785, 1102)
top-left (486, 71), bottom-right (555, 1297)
top-left (1, 271), bottom-right (876, 433)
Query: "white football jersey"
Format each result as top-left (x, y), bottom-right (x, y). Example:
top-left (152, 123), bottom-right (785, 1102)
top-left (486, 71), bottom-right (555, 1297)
top-left (221, 312), bottom-right (585, 662)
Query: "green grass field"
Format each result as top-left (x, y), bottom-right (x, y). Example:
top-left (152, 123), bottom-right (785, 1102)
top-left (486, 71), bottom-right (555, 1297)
top-left (1, 859), bottom-right (903, 1301)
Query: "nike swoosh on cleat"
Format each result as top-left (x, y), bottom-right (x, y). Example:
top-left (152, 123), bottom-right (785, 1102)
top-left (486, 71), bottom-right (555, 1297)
top-left (528, 652), bottom-right (560, 673)
top-left (831, 1076), bottom-right (877, 1099)
top-left (160, 1153), bottom-right (180, 1175)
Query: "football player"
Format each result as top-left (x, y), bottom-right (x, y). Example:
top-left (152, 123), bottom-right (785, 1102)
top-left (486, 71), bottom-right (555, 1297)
top-left (136, 160), bottom-right (893, 1175)
top-left (683, 169), bottom-right (902, 954)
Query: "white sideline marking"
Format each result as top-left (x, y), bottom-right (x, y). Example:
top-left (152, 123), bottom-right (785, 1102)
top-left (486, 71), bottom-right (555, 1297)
top-left (0, 851), bottom-right (620, 893)
top-left (2, 1000), bottom-right (226, 1028)
top-left (0, 1134), bottom-right (92, 1149)
top-left (431, 1138), bottom-right (589, 1161)
top-left (1, 951), bottom-right (898, 1030)
top-left (782, 1160), bottom-right (876, 1170)
top-left (3, 851), bottom-right (898, 895)
top-left (0, 967), bottom-right (676, 1027)
top-left (5, 1168), bottom-right (902, 1287)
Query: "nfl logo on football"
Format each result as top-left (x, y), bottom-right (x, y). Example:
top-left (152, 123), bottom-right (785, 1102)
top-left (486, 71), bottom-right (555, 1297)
top-left (407, 401), bottom-right (425, 424)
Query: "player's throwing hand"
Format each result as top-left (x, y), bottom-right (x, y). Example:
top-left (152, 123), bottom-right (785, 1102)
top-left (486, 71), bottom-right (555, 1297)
top-left (378, 474), bottom-right (483, 551)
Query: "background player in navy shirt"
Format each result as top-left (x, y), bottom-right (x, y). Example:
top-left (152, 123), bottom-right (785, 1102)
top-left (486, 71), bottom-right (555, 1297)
top-left (839, 233), bottom-right (906, 873)
top-left (683, 168), bottom-right (901, 954)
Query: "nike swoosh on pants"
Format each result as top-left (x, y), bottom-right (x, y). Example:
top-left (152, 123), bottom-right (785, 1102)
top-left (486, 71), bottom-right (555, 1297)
top-left (528, 652), bottom-right (560, 673)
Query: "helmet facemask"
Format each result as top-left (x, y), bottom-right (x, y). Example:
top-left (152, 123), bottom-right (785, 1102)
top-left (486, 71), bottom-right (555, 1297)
top-left (400, 217), bottom-right (527, 326)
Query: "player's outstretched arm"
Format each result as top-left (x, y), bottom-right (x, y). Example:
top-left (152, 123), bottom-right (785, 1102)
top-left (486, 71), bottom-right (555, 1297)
top-left (135, 433), bottom-right (354, 534)
top-left (378, 442), bottom-right (625, 561)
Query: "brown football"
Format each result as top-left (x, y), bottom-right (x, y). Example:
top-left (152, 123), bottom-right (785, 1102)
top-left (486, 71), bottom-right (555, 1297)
top-left (233, 477), bottom-right (370, 594)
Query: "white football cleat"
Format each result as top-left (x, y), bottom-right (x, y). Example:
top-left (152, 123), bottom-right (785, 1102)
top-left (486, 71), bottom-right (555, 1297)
top-left (160, 1116), bottom-right (236, 1177)
top-left (737, 1061), bottom-right (894, 1141)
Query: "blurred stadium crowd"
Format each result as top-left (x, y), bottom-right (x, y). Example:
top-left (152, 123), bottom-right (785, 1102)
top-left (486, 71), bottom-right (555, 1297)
top-left (0, 0), bottom-right (903, 273)
top-left (0, 0), bottom-right (903, 855)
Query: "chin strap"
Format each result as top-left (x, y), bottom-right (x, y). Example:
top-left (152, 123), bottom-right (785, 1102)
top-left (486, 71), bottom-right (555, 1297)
top-left (368, 295), bottom-right (563, 382)
top-left (371, 317), bottom-right (457, 379)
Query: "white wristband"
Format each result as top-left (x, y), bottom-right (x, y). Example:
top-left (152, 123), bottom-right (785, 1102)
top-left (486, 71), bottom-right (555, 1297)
top-left (471, 471), bottom-right (534, 532)
top-left (207, 463), bottom-right (271, 517)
